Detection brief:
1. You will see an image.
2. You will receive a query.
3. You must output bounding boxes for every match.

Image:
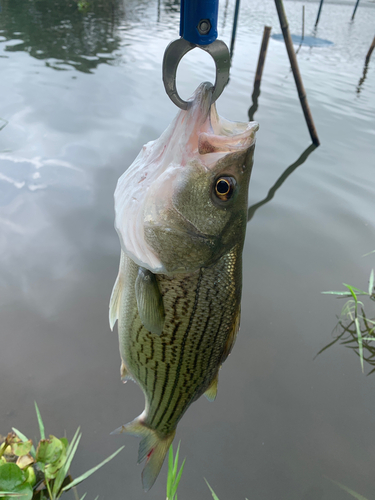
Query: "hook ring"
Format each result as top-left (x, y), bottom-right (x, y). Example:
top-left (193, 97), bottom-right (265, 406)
top-left (162, 38), bottom-right (230, 110)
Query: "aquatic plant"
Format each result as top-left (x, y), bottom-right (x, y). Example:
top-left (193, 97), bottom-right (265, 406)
top-left (0, 403), bottom-right (123, 499)
top-left (326, 477), bottom-right (370, 500)
top-left (320, 255), bottom-right (375, 374)
top-left (166, 444), bottom-right (249, 500)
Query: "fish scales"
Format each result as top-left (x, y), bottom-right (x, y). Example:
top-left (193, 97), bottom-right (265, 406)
top-left (118, 246), bottom-right (240, 436)
top-left (110, 82), bottom-right (258, 491)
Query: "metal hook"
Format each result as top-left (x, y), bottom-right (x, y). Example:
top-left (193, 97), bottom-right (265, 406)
top-left (162, 38), bottom-right (230, 110)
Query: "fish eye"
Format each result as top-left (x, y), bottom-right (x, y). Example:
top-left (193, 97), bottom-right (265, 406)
top-left (214, 176), bottom-right (236, 201)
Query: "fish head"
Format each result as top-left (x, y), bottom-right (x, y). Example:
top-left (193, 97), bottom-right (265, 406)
top-left (115, 83), bottom-right (258, 275)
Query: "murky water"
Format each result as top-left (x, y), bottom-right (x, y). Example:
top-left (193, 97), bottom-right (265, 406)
top-left (1, 0), bottom-right (375, 498)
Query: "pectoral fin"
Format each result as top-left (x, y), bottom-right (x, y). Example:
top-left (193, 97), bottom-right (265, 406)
top-left (204, 373), bottom-right (219, 402)
top-left (135, 267), bottom-right (165, 335)
top-left (109, 251), bottom-right (126, 330)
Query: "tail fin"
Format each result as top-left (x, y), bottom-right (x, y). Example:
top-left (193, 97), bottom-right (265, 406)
top-left (111, 415), bottom-right (176, 491)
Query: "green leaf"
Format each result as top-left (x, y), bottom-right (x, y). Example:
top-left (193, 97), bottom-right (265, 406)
top-left (343, 284), bottom-right (369, 296)
top-left (204, 479), bottom-right (220, 500)
top-left (10, 441), bottom-right (32, 457)
top-left (34, 403), bottom-right (45, 441)
top-left (326, 477), bottom-right (369, 500)
top-left (35, 440), bottom-right (49, 464)
top-left (0, 463), bottom-right (25, 490)
top-left (167, 445), bottom-right (174, 499)
top-left (321, 291), bottom-right (352, 296)
top-left (172, 442), bottom-right (180, 483)
top-left (52, 428), bottom-right (81, 497)
top-left (61, 446), bottom-right (124, 492)
top-left (172, 458), bottom-right (185, 499)
top-left (59, 438), bottom-right (69, 451)
top-left (11, 431), bottom-right (35, 460)
top-left (355, 317), bottom-right (364, 373)
top-left (368, 269), bottom-right (374, 295)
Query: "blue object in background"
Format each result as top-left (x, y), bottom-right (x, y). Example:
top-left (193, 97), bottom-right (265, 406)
top-left (179, 0), bottom-right (218, 45)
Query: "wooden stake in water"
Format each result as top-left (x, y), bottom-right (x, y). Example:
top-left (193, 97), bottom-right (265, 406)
top-left (274, 0), bottom-right (320, 146)
top-left (254, 26), bottom-right (272, 86)
top-left (230, 0), bottom-right (241, 58)
top-left (302, 5), bottom-right (305, 42)
top-left (351, 0), bottom-right (360, 20)
top-left (249, 26), bottom-right (272, 120)
top-left (315, 0), bottom-right (324, 27)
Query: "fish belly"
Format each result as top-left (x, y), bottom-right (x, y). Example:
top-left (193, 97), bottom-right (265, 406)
top-left (117, 248), bottom-right (242, 436)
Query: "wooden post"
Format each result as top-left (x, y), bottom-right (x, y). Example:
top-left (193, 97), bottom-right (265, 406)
top-left (274, 0), bottom-right (320, 146)
top-left (302, 5), bottom-right (305, 41)
top-left (315, 0), bottom-right (324, 27)
top-left (254, 26), bottom-right (272, 85)
top-left (351, 0), bottom-right (360, 20)
top-left (230, 0), bottom-right (241, 58)
top-left (248, 26), bottom-right (271, 121)
top-left (365, 35), bottom-right (375, 65)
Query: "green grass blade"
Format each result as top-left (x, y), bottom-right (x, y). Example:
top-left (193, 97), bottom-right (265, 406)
top-left (171, 458), bottom-right (186, 498)
top-left (326, 478), bottom-right (369, 500)
top-left (12, 428), bottom-right (36, 458)
top-left (321, 291), bottom-right (352, 296)
top-left (368, 269), bottom-right (374, 295)
top-left (204, 479), bottom-right (220, 500)
top-left (34, 402), bottom-right (45, 440)
top-left (79, 494), bottom-right (87, 500)
top-left (362, 250), bottom-right (375, 257)
top-left (354, 317), bottom-right (364, 373)
top-left (172, 442), bottom-right (181, 480)
top-left (343, 284), bottom-right (369, 296)
top-left (61, 446), bottom-right (124, 492)
top-left (52, 429), bottom-right (81, 497)
top-left (167, 445), bottom-right (174, 499)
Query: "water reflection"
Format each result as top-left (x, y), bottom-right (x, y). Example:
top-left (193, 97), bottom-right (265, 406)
top-left (0, 0), bottom-right (125, 72)
top-left (247, 143), bottom-right (317, 222)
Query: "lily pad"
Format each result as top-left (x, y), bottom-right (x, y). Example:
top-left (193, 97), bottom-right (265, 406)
top-left (0, 463), bottom-right (33, 500)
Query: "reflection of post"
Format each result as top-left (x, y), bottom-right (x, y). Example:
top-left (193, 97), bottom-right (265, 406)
top-left (222, 0), bottom-right (229, 31)
top-left (230, 0), bottom-right (241, 58)
top-left (365, 35), bottom-right (375, 65)
top-left (351, 0), bottom-right (360, 20)
top-left (357, 35), bottom-right (375, 94)
top-left (274, 0), bottom-right (320, 146)
top-left (315, 0), bottom-right (324, 27)
top-left (248, 26), bottom-right (271, 121)
top-left (247, 144), bottom-right (316, 222)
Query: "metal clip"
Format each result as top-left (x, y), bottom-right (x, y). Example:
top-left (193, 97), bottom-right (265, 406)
top-left (162, 38), bottom-right (230, 110)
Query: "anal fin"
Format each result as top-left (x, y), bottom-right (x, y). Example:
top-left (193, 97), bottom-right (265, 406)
top-left (204, 372), bottom-right (219, 402)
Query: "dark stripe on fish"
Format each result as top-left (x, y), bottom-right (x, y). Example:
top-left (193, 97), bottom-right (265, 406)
top-left (152, 361), bottom-right (159, 397)
top-left (192, 299), bottom-right (213, 373)
top-left (152, 269), bottom-right (203, 429)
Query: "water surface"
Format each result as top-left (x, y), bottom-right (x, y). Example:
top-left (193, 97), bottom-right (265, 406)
top-left (1, 0), bottom-right (375, 499)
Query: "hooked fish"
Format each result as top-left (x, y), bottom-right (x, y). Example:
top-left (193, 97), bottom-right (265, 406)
top-left (109, 82), bottom-right (258, 491)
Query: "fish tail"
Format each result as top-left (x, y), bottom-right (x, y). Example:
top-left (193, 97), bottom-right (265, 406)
top-left (111, 414), bottom-right (176, 491)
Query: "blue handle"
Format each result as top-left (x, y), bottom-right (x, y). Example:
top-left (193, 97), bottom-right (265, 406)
top-left (180, 0), bottom-right (219, 46)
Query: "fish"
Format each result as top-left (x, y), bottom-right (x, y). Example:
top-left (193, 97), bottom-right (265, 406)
top-left (109, 82), bottom-right (258, 491)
